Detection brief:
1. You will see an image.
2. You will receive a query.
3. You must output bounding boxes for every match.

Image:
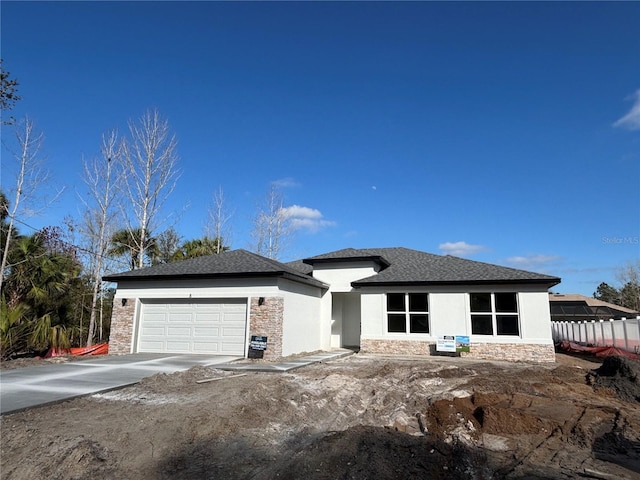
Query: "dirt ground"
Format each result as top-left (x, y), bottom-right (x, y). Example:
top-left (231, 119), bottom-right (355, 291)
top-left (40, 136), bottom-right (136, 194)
top-left (1, 351), bottom-right (640, 480)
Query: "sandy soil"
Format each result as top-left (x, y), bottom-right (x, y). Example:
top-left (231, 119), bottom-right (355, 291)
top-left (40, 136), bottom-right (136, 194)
top-left (1, 352), bottom-right (639, 479)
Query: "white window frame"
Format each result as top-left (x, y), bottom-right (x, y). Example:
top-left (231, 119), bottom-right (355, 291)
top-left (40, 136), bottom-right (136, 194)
top-left (385, 292), bottom-right (430, 335)
top-left (469, 292), bottom-right (521, 337)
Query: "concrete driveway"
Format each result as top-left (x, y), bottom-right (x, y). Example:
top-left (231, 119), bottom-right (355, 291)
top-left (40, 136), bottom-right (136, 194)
top-left (0, 353), bottom-right (241, 415)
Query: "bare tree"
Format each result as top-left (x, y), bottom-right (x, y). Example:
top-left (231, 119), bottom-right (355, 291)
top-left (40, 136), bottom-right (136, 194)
top-left (616, 260), bottom-right (640, 312)
top-left (206, 186), bottom-right (233, 254)
top-left (251, 184), bottom-right (290, 260)
top-left (154, 227), bottom-right (182, 264)
top-left (0, 117), bottom-right (57, 292)
top-left (122, 109), bottom-right (180, 269)
top-left (78, 131), bottom-right (124, 346)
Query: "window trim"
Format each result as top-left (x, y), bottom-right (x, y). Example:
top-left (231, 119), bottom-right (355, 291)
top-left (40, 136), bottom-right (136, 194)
top-left (469, 292), bottom-right (520, 337)
top-left (385, 292), bottom-right (430, 335)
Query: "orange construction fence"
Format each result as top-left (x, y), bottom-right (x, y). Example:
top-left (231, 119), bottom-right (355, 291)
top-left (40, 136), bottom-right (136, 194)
top-left (45, 343), bottom-right (109, 358)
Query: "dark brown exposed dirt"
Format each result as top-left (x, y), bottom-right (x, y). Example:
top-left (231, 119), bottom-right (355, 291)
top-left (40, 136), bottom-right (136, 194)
top-left (1, 352), bottom-right (640, 479)
top-left (587, 355), bottom-right (640, 403)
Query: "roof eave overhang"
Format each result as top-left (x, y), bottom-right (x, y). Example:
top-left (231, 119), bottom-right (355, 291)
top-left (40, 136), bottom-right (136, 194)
top-left (352, 278), bottom-right (561, 288)
top-left (303, 255), bottom-right (391, 269)
top-left (103, 271), bottom-right (328, 289)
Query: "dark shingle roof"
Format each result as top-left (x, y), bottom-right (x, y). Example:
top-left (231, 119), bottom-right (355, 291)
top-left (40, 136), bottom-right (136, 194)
top-left (302, 248), bottom-right (390, 268)
top-left (102, 249), bottom-right (327, 288)
top-left (103, 247), bottom-right (560, 289)
top-left (304, 247), bottom-right (560, 287)
top-left (285, 259), bottom-right (314, 275)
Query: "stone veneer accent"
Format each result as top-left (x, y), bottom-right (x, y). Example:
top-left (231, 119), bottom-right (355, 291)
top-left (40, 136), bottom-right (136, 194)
top-left (361, 339), bottom-right (435, 356)
top-left (108, 299), bottom-right (135, 355)
top-left (249, 296), bottom-right (284, 361)
top-left (461, 342), bottom-right (556, 363)
top-left (361, 339), bottom-right (556, 363)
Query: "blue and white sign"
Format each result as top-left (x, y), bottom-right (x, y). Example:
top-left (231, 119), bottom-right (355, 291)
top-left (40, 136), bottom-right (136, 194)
top-left (436, 335), bottom-right (456, 352)
top-left (437, 335), bottom-right (470, 353)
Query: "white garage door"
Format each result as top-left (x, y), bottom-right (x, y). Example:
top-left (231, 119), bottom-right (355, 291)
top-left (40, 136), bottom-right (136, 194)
top-left (138, 299), bottom-right (247, 355)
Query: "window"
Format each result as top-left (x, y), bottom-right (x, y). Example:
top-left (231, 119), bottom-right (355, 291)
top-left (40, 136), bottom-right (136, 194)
top-left (386, 293), bottom-right (429, 334)
top-left (470, 292), bottom-right (520, 336)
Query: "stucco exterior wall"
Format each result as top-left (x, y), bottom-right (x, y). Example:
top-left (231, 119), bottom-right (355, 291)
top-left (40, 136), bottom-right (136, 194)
top-left (278, 279), bottom-right (325, 356)
top-left (311, 261), bottom-right (379, 292)
top-left (111, 277), bottom-right (281, 300)
top-left (518, 291), bottom-right (555, 342)
top-left (311, 261), bottom-right (378, 350)
top-left (430, 293), bottom-right (467, 337)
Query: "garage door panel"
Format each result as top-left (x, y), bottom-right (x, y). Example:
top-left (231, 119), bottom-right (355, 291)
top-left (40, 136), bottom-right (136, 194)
top-left (139, 340), bottom-right (165, 350)
top-left (222, 326), bottom-right (245, 336)
top-left (224, 307), bottom-right (246, 313)
top-left (141, 326), bottom-right (166, 336)
top-left (193, 341), bottom-right (220, 352)
top-left (193, 327), bottom-right (220, 336)
top-left (139, 300), bottom-right (247, 355)
top-left (167, 326), bottom-right (192, 336)
top-left (166, 341), bottom-right (192, 352)
top-left (223, 313), bottom-right (246, 323)
top-left (195, 312), bottom-right (221, 321)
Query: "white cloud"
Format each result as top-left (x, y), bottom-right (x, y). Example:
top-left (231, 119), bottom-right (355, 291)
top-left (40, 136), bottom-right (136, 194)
top-left (505, 254), bottom-right (561, 270)
top-left (439, 241), bottom-right (486, 257)
top-left (272, 177), bottom-right (300, 188)
top-left (280, 204), bottom-right (336, 233)
top-left (613, 89), bottom-right (640, 131)
top-left (281, 205), bottom-right (322, 219)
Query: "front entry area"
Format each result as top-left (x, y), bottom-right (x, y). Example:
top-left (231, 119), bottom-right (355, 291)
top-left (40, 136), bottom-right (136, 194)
top-left (331, 293), bottom-right (361, 349)
top-left (137, 299), bottom-right (247, 355)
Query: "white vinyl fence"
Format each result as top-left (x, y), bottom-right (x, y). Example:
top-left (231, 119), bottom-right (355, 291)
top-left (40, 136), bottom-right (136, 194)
top-left (552, 316), bottom-right (640, 354)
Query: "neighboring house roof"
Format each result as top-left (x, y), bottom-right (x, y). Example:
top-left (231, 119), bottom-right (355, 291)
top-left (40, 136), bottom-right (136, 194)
top-left (549, 293), bottom-right (639, 320)
top-left (303, 247), bottom-right (560, 287)
top-left (102, 249), bottom-right (328, 289)
top-left (103, 247), bottom-right (560, 289)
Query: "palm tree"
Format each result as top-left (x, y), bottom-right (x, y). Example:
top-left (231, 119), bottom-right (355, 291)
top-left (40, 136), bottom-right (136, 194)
top-left (2, 232), bottom-right (80, 354)
top-left (0, 297), bottom-right (30, 360)
top-left (6, 235), bottom-right (73, 307)
top-left (108, 228), bottom-right (158, 269)
top-left (171, 237), bottom-right (228, 262)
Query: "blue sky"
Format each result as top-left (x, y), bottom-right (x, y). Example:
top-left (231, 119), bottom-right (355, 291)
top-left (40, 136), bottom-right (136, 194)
top-left (1, 1), bottom-right (638, 296)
